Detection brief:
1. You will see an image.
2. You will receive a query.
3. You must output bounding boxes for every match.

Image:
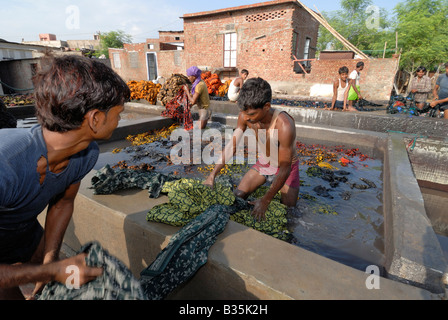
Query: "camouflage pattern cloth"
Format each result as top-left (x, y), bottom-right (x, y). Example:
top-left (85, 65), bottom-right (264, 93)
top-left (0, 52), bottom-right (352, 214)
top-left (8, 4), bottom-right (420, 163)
top-left (147, 179), bottom-right (291, 241)
top-left (90, 164), bottom-right (179, 198)
top-left (140, 204), bottom-right (230, 299)
top-left (38, 207), bottom-right (230, 300)
top-left (38, 242), bottom-right (146, 300)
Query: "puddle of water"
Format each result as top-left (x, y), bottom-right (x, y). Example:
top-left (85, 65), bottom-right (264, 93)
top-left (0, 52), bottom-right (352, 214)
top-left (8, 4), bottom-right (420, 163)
top-left (96, 122), bottom-right (385, 272)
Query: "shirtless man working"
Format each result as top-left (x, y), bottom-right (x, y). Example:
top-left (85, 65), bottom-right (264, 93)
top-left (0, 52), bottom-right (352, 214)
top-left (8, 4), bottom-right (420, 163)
top-left (204, 77), bottom-right (300, 220)
top-left (227, 69), bottom-right (249, 102)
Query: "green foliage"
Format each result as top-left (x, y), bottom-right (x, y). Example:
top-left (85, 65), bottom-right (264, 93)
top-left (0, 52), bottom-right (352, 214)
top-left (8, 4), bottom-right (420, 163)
top-left (317, 0), bottom-right (393, 57)
top-left (316, 0), bottom-right (448, 72)
top-left (93, 30), bottom-right (133, 59)
top-left (394, 0), bottom-right (448, 72)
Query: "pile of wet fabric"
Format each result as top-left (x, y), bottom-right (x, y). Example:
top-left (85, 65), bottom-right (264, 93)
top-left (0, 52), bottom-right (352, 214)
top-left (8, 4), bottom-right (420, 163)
top-left (90, 164), bottom-right (179, 198)
top-left (157, 74), bottom-right (190, 106)
top-left (38, 204), bottom-right (230, 300)
top-left (90, 166), bottom-right (290, 240)
top-left (147, 178), bottom-right (291, 241)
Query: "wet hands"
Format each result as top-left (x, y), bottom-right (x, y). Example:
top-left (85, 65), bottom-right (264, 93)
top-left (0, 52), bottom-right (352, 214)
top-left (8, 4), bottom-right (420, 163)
top-left (430, 100), bottom-right (440, 108)
top-left (248, 198), bottom-right (269, 221)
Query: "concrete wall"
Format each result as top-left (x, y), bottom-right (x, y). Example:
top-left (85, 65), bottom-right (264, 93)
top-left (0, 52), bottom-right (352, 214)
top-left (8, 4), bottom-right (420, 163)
top-left (0, 58), bottom-right (39, 94)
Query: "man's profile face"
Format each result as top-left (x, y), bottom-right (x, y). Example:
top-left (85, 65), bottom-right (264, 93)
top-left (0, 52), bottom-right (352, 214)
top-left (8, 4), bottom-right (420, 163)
top-left (243, 103), bottom-right (269, 124)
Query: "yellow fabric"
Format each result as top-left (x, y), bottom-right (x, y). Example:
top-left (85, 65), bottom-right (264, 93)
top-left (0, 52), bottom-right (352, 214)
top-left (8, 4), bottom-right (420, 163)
top-left (146, 179), bottom-right (291, 240)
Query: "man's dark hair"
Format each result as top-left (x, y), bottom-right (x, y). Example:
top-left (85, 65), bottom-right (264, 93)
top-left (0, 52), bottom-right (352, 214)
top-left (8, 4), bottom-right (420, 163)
top-left (237, 77), bottom-right (271, 111)
top-left (356, 61), bottom-right (365, 68)
top-left (339, 66), bottom-right (349, 74)
top-left (416, 66), bottom-right (427, 72)
top-left (33, 54), bottom-right (130, 132)
top-left (241, 69), bottom-right (249, 76)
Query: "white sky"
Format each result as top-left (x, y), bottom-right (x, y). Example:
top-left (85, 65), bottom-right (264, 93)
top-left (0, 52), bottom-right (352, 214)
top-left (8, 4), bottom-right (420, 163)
top-left (0, 0), bottom-right (400, 43)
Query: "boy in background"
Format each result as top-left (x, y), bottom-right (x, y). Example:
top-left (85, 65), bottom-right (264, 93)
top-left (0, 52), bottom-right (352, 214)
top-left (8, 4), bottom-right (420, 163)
top-left (329, 66), bottom-right (350, 111)
top-left (347, 62), bottom-right (365, 111)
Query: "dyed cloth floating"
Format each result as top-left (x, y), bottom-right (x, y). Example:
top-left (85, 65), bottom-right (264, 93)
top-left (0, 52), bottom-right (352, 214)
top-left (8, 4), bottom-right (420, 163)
top-left (90, 166), bottom-right (290, 240)
top-left (147, 179), bottom-right (291, 241)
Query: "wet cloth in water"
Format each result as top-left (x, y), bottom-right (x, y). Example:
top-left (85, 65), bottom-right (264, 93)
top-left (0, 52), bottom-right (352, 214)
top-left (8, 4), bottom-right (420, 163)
top-left (147, 178), bottom-right (290, 241)
top-left (90, 164), bottom-right (179, 198)
top-left (38, 242), bottom-right (146, 300)
top-left (140, 204), bottom-right (230, 300)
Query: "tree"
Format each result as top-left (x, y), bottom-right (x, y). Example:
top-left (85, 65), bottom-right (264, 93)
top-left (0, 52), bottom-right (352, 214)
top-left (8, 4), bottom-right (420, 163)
top-left (94, 30), bottom-right (133, 59)
top-left (316, 0), bottom-right (394, 57)
top-left (394, 0), bottom-right (448, 73)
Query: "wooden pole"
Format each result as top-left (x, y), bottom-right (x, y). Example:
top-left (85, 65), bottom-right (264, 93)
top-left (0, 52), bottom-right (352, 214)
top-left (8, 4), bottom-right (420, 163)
top-left (383, 41), bottom-right (387, 59)
top-left (395, 32), bottom-right (398, 55)
top-left (305, 2), bottom-right (371, 59)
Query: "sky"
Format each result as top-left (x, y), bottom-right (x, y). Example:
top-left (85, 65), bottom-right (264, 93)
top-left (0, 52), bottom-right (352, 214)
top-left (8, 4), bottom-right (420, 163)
top-left (0, 0), bottom-right (401, 44)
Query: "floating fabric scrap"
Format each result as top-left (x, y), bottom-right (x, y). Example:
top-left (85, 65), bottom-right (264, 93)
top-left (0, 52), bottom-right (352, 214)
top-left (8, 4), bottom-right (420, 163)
top-left (38, 242), bottom-right (146, 300)
top-left (147, 179), bottom-right (291, 241)
top-left (140, 204), bottom-right (230, 300)
top-left (90, 164), bottom-right (179, 198)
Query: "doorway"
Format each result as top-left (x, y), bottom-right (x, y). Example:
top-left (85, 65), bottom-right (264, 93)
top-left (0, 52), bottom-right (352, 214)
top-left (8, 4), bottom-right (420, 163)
top-left (146, 52), bottom-right (158, 81)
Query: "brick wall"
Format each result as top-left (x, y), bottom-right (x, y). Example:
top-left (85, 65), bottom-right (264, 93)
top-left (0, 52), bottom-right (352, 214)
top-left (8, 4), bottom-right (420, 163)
top-left (270, 57), bottom-right (399, 102)
top-left (108, 0), bottom-right (397, 102)
top-left (183, 1), bottom-right (319, 81)
top-left (158, 50), bottom-right (186, 77)
top-left (109, 43), bottom-right (148, 81)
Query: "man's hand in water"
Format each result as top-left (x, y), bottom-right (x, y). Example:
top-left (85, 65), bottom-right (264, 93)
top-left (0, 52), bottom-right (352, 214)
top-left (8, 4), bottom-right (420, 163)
top-left (248, 198), bottom-right (270, 221)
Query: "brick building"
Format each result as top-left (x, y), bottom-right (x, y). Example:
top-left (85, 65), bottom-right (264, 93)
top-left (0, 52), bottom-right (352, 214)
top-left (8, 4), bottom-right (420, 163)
top-left (110, 0), bottom-right (398, 102)
top-left (109, 31), bottom-right (185, 83)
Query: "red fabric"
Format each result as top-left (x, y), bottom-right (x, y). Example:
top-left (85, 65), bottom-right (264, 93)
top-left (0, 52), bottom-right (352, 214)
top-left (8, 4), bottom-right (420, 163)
top-left (161, 88), bottom-right (193, 131)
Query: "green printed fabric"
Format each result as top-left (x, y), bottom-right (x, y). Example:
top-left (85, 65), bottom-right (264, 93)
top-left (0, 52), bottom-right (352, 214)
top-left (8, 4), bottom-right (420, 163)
top-left (140, 204), bottom-right (230, 300)
top-left (147, 179), bottom-right (291, 241)
top-left (91, 164), bottom-right (179, 198)
top-left (38, 207), bottom-right (230, 300)
top-left (38, 242), bottom-right (146, 300)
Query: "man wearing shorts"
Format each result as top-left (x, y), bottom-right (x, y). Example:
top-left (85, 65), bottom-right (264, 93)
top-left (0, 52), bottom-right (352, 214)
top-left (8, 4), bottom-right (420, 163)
top-left (228, 69), bottom-right (249, 102)
top-left (431, 62), bottom-right (448, 119)
top-left (347, 61), bottom-right (365, 111)
top-left (204, 77), bottom-right (300, 221)
top-left (185, 66), bottom-right (212, 129)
